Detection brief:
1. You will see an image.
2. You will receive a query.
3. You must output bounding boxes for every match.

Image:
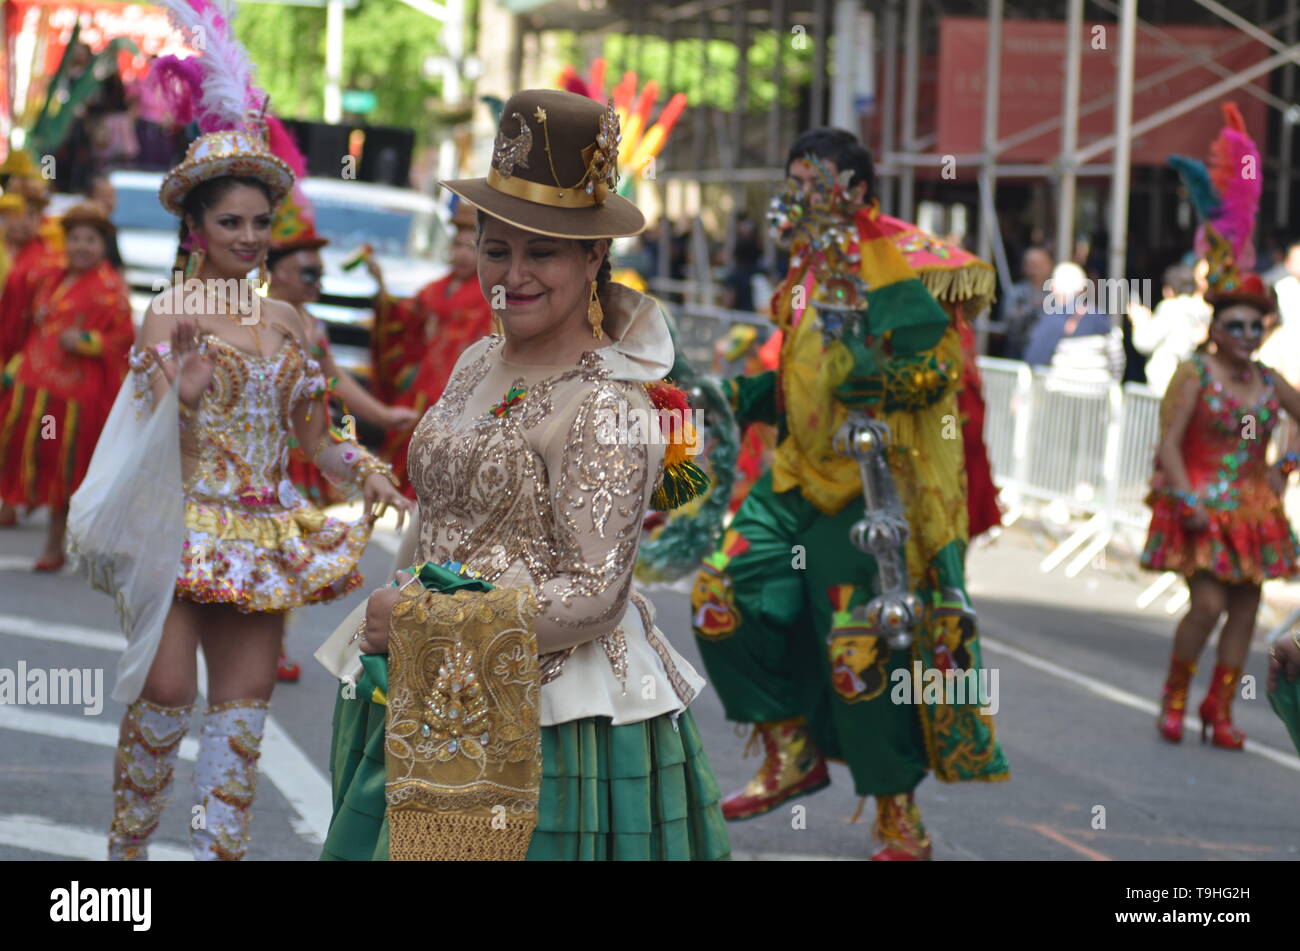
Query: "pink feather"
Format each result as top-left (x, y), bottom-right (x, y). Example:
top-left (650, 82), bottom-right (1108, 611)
top-left (1205, 127), bottom-right (1260, 271)
top-left (266, 115), bottom-right (307, 179)
top-left (142, 55), bottom-right (203, 127)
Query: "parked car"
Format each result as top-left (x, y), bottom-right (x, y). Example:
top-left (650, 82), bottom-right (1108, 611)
top-left (104, 170), bottom-right (451, 378)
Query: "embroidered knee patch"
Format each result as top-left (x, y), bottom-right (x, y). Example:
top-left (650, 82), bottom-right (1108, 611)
top-left (691, 530), bottom-right (749, 640)
top-left (826, 584), bottom-right (889, 703)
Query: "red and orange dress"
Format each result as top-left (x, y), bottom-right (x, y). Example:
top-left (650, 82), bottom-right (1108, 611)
top-left (1141, 353), bottom-right (1300, 582)
top-left (380, 274), bottom-right (493, 493)
top-left (0, 260), bottom-right (132, 508)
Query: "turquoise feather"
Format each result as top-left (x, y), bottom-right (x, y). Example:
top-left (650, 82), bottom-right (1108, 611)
top-left (1169, 154), bottom-right (1220, 220)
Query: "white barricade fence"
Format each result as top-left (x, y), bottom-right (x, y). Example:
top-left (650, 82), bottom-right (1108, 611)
top-left (977, 358), bottom-right (1173, 592)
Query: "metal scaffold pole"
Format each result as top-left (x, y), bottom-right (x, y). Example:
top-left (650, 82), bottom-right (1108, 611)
top-left (1107, 0), bottom-right (1137, 285)
top-left (1056, 0), bottom-right (1083, 265)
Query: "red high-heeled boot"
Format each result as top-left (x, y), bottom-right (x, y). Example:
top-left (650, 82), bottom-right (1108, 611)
top-left (1157, 655), bottom-right (1196, 743)
top-left (1198, 664), bottom-right (1245, 750)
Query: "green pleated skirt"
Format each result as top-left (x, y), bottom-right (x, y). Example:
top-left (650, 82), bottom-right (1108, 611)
top-left (320, 674), bottom-right (731, 861)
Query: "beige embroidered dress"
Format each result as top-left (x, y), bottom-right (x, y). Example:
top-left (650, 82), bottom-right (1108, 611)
top-left (405, 284), bottom-right (705, 725)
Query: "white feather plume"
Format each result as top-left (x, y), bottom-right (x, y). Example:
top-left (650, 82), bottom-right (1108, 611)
top-left (160, 0), bottom-right (263, 132)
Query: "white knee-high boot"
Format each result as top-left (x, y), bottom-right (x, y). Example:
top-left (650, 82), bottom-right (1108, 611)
top-left (109, 699), bottom-right (194, 860)
top-left (190, 699), bottom-right (268, 861)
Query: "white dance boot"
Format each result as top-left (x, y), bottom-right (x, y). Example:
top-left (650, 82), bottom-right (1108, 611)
top-left (108, 699), bottom-right (194, 860)
top-left (190, 699), bottom-right (269, 861)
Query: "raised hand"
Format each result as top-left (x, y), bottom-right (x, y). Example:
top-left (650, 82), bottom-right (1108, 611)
top-left (166, 316), bottom-right (214, 407)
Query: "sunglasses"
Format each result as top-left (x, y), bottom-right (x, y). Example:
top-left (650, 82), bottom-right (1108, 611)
top-left (1222, 318), bottom-right (1265, 338)
top-left (298, 267), bottom-right (323, 283)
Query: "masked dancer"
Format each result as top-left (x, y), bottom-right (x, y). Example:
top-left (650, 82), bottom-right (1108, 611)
top-left (690, 128), bottom-right (1008, 860)
top-left (1144, 104), bottom-right (1300, 750)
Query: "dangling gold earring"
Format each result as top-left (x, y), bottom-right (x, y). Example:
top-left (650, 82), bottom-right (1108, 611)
top-left (587, 280), bottom-right (604, 339)
top-left (491, 313), bottom-right (505, 335)
top-left (258, 259), bottom-right (270, 295)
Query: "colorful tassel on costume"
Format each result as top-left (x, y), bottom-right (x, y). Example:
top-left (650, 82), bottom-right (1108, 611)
top-left (643, 379), bottom-right (711, 511)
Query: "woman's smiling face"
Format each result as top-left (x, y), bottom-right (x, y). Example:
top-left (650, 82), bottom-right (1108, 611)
top-left (476, 215), bottom-right (606, 343)
top-left (187, 182), bottom-right (274, 280)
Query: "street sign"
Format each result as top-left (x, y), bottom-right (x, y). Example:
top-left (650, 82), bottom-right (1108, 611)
top-left (342, 90), bottom-right (377, 115)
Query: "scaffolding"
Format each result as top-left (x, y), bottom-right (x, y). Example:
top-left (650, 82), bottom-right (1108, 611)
top-left (485, 0), bottom-right (1300, 336)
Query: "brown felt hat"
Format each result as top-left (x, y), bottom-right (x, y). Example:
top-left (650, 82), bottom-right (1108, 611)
top-left (441, 89), bottom-right (645, 240)
top-left (60, 200), bottom-right (116, 241)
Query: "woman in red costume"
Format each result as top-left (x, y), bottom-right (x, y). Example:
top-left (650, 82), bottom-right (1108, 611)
top-left (1143, 104), bottom-right (1300, 751)
top-left (1143, 274), bottom-right (1300, 748)
top-left (0, 201), bottom-right (131, 569)
top-left (376, 198), bottom-right (494, 493)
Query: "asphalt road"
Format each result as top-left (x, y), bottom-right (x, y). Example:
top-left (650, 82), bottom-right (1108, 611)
top-left (1, 509), bottom-right (1297, 861)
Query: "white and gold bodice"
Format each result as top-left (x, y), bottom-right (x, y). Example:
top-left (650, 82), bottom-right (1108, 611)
top-left (182, 334), bottom-right (326, 503)
top-left (405, 287), bottom-right (706, 726)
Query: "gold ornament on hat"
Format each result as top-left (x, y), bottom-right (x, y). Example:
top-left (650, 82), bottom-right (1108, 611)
top-left (493, 113), bottom-right (533, 180)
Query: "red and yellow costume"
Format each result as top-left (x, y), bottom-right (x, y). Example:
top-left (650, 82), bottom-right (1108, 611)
top-left (380, 272), bottom-right (493, 492)
top-left (0, 259), bottom-right (132, 507)
top-left (1141, 354), bottom-right (1299, 582)
top-left (0, 232), bottom-right (64, 367)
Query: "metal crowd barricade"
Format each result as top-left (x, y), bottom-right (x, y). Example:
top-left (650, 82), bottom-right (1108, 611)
top-left (976, 358), bottom-right (1168, 588)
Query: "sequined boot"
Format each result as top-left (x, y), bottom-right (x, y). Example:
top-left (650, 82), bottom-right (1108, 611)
top-left (1198, 664), bottom-right (1246, 750)
top-left (720, 717), bottom-right (829, 821)
top-left (191, 700), bottom-right (268, 861)
top-left (870, 791), bottom-right (932, 861)
top-left (1157, 655), bottom-right (1197, 743)
top-left (108, 699), bottom-right (193, 861)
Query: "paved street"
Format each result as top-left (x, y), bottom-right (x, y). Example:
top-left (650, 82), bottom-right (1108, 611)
top-left (1, 508), bottom-right (1297, 861)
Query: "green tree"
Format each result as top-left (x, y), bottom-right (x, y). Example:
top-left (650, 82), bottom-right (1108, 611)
top-left (236, 0), bottom-right (449, 143)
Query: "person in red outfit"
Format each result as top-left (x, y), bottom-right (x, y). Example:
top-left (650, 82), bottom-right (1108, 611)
top-left (1143, 276), bottom-right (1300, 748)
top-left (267, 187), bottom-right (418, 681)
top-left (365, 201), bottom-right (488, 408)
top-left (1144, 104), bottom-right (1300, 752)
top-left (0, 201), bottom-right (131, 569)
top-left (376, 198), bottom-right (494, 493)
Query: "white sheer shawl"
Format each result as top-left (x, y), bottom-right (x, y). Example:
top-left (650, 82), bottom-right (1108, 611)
top-left (67, 369), bottom-right (185, 703)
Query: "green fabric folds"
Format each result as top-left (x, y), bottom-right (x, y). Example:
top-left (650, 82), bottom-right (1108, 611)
top-left (1268, 678), bottom-right (1300, 756)
top-left (322, 699), bottom-right (731, 861)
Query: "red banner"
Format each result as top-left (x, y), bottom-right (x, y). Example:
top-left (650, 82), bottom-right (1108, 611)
top-left (5, 0), bottom-right (187, 80)
top-left (936, 17), bottom-right (1270, 166)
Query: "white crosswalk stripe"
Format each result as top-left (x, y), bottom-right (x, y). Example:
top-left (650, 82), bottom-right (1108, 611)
top-left (0, 612), bottom-right (333, 854)
top-left (0, 813), bottom-right (192, 861)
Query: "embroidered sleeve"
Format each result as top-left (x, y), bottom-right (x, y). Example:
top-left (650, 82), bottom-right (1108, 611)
top-left (532, 380), bottom-right (651, 652)
top-left (128, 344), bottom-right (169, 415)
top-left (292, 354), bottom-right (330, 407)
top-left (724, 369), bottom-right (779, 427)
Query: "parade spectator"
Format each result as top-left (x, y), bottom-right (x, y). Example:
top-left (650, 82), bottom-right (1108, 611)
top-left (999, 245), bottom-right (1053, 358)
top-left (720, 229), bottom-right (763, 312)
top-left (1130, 262), bottom-right (1211, 395)
top-left (1271, 237), bottom-right (1300, 326)
top-left (1023, 262), bottom-right (1124, 382)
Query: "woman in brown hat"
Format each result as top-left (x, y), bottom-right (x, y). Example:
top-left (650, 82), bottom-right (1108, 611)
top-left (0, 201), bottom-right (130, 570)
top-left (323, 89), bottom-right (730, 861)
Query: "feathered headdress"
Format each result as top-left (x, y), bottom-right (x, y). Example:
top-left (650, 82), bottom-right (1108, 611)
top-left (153, 0), bottom-right (295, 216)
top-left (1169, 102), bottom-right (1272, 312)
top-left (265, 119), bottom-right (328, 252)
